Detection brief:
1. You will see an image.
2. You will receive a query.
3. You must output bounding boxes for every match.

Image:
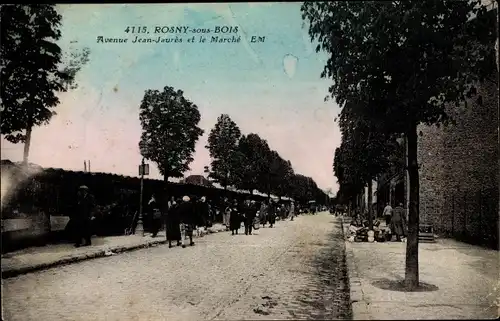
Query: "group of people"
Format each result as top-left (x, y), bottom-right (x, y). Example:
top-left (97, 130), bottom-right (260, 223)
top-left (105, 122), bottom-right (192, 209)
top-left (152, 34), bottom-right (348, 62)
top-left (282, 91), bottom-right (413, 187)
top-left (382, 202), bottom-right (407, 242)
top-left (148, 194), bottom-right (298, 248)
top-left (222, 198), bottom-right (297, 235)
top-left (69, 185), bottom-right (301, 249)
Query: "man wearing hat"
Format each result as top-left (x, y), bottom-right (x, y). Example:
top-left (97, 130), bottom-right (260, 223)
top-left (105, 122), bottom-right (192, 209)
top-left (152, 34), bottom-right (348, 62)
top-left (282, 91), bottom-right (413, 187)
top-left (267, 198), bottom-right (277, 228)
top-left (243, 199), bottom-right (258, 235)
top-left (391, 203), bottom-right (407, 242)
top-left (75, 185), bottom-right (96, 247)
top-left (148, 194), bottom-right (162, 238)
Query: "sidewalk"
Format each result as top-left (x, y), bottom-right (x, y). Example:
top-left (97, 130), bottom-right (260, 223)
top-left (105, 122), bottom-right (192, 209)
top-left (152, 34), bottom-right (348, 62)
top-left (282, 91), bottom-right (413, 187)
top-left (341, 218), bottom-right (499, 320)
top-left (1, 223), bottom-right (226, 279)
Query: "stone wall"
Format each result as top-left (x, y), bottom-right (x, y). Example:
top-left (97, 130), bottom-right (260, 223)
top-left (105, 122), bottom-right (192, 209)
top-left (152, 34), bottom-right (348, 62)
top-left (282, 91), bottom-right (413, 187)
top-left (1, 211), bottom-right (51, 253)
top-left (417, 79), bottom-right (499, 247)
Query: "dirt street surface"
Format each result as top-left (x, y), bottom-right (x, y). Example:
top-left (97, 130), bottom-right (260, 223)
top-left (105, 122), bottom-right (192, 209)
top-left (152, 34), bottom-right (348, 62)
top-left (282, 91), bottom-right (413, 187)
top-left (2, 213), bottom-right (351, 321)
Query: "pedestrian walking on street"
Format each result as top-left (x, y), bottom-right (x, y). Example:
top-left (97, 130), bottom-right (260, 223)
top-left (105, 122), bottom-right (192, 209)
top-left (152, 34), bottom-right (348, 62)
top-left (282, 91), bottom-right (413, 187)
top-left (223, 198), bottom-right (231, 230)
top-left (267, 199), bottom-right (276, 228)
top-left (198, 196), bottom-right (210, 230)
top-left (229, 199), bottom-right (241, 235)
top-left (74, 185), bottom-right (96, 247)
top-left (166, 198), bottom-right (182, 248)
top-left (259, 201), bottom-right (268, 227)
top-left (178, 196), bottom-right (196, 248)
top-left (391, 203), bottom-right (407, 242)
top-left (288, 201), bottom-right (296, 221)
top-left (383, 203), bottom-right (393, 226)
top-left (244, 199), bottom-right (258, 235)
top-left (206, 201), bottom-right (214, 227)
top-left (148, 194), bottom-right (162, 238)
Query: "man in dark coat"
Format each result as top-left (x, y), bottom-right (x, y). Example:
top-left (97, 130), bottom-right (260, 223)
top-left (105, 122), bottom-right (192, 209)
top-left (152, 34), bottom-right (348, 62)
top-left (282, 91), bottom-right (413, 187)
top-left (74, 185), bottom-right (95, 247)
top-left (229, 199), bottom-right (241, 235)
top-left (267, 199), bottom-right (276, 228)
top-left (198, 196), bottom-right (210, 230)
top-left (178, 196), bottom-right (196, 248)
top-left (244, 199), bottom-right (258, 235)
top-left (391, 203), bottom-right (407, 242)
top-left (166, 198), bottom-right (182, 248)
top-left (259, 201), bottom-right (269, 227)
top-left (148, 194), bottom-right (162, 238)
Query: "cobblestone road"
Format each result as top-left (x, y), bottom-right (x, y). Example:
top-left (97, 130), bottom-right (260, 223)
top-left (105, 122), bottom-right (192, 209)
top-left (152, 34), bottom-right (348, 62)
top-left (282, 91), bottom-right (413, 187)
top-left (2, 213), bottom-right (351, 321)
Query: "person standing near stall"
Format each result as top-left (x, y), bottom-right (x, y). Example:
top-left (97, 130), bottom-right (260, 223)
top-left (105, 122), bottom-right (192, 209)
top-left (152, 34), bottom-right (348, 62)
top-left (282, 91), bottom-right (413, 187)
top-left (391, 203), bottom-right (407, 242)
top-left (267, 199), bottom-right (277, 228)
top-left (223, 198), bottom-right (231, 230)
top-left (288, 201), bottom-right (296, 221)
top-left (74, 185), bottom-right (96, 247)
top-left (383, 203), bottom-right (393, 226)
top-left (178, 196), bottom-right (196, 248)
top-left (165, 198), bottom-right (182, 248)
top-left (148, 194), bottom-right (162, 238)
top-left (198, 196), bottom-right (210, 230)
top-left (259, 201), bottom-right (268, 227)
top-left (228, 199), bottom-right (241, 235)
top-left (243, 199), bottom-right (258, 235)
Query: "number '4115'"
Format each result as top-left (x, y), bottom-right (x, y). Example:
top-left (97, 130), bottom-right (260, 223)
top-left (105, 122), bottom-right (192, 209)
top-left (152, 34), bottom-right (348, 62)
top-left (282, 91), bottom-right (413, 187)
top-left (124, 27), bottom-right (147, 33)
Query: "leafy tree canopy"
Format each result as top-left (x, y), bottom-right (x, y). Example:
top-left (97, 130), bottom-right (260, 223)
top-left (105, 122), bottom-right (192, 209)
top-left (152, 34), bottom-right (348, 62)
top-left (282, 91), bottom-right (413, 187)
top-left (334, 100), bottom-right (399, 201)
top-left (268, 151), bottom-right (294, 197)
top-left (206, 114), bottom-right (242, 189)
top-left (1, 4), bottom-right (90, 144)
top-left (302, 0), bottom-right (495, 133)
top-left (139, 86), bottom-right (204, 180)
top-left (234, 133), bottom-right (271, 193)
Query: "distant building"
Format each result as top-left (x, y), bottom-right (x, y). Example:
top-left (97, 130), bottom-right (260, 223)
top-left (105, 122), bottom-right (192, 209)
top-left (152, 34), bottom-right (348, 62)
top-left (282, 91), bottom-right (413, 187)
top-left (180, 174), bottom-right (213, 188)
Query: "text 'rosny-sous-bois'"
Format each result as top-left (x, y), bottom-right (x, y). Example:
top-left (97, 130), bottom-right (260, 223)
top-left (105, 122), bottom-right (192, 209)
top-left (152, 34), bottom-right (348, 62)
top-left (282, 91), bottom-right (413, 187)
top-left (96, 25), bottom-right (266, 44)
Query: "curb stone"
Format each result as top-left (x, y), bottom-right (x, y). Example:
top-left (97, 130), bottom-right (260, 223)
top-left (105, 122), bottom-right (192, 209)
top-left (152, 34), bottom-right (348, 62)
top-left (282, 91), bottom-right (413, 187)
top-left (2, 225), bottom-right (227, 279)
top-left (341, 219), bottom-right (372, 320)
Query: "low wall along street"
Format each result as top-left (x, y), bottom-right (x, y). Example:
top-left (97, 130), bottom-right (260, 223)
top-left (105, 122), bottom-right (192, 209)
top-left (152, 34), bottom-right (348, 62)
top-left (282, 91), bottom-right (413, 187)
top-left (1, 212), bottom-right (51, 253)
top-left (2, 215), bottom-right (71, 253)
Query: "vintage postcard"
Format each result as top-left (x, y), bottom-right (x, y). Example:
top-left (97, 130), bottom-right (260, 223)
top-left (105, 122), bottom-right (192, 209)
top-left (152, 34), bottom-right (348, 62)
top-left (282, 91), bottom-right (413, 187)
top-left (1, 2), bottom-right (498, 321)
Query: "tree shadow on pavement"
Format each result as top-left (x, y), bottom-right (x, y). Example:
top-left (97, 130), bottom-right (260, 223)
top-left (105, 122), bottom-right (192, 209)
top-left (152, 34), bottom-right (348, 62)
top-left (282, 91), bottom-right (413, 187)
top-left (371, 278), bottom-right (439, 292)
top-left (291, 220), bottom-right (353, 320)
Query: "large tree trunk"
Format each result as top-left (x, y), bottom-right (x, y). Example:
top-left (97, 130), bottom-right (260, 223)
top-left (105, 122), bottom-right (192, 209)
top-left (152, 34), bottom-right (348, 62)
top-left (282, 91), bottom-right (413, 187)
top-left (23, 113), bottom-right (34, 166)
top-left (405, 122), bottom-right (420, 290)
top-left (367, 180), bottom-right (373, 230)
top-left (496, 0), bottom-right (500, 233)
top-left (224, 173), bottom-right (229, 191)
top-left (163, 174), bottom-right (169, 214)
top-left (360, 192), bottom-right (364, 215)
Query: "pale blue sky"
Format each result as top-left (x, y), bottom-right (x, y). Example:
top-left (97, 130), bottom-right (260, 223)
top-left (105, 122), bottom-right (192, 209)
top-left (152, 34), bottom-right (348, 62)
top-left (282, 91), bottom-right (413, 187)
top-left (1, 3), bottom-right (341, 193)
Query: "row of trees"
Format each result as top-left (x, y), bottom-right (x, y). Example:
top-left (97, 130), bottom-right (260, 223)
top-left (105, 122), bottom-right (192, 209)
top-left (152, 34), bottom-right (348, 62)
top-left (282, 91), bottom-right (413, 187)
top-left (206, 114), bottom-right (326, 202)
top-left (302, 0), bottom-right (497, 289)
top-left (137, 89), bottom-right (327, 205)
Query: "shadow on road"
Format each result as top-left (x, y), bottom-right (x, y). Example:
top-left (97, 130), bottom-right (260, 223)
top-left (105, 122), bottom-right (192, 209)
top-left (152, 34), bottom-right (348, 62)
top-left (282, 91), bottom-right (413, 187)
top-left (292, 219), bottom-right (353, 320)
